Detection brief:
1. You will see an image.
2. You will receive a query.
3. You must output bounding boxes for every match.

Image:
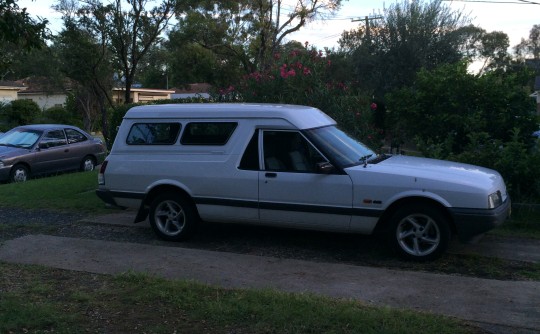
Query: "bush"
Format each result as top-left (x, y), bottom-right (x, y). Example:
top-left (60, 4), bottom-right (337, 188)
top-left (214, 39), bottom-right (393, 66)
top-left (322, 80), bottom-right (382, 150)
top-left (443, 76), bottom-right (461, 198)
top-left (225, 47), bottom-right (381, 149)
top-left (39, 106), bottom-right (80, 125)
top-left (2, 99), bottom-right (41, 126)
top-left (385, 62), bottom-right (539, 201)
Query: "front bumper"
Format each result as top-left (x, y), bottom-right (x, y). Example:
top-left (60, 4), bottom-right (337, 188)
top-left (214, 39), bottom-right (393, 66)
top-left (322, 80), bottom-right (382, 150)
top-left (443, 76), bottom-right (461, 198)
top-left (0, 166), bottom-right (11, 182)
top-left (449, 198), bottom-right (511, 243)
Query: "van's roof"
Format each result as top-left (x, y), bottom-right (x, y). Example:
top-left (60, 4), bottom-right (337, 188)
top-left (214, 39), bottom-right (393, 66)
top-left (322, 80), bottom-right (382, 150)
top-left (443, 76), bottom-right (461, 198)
top-left (123, 103), bottom-right (336, 130)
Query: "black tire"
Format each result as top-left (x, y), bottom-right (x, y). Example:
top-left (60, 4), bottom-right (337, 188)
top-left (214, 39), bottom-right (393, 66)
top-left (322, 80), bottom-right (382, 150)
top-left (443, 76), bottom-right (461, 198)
top-left (388, 204), bottom-right (451, 261)
top-left (149, 192), bottom-right (197, 241)
top-left (10, 164), bottom-right (30, 182)
top-left (80, 156), bottom-right (96, 172)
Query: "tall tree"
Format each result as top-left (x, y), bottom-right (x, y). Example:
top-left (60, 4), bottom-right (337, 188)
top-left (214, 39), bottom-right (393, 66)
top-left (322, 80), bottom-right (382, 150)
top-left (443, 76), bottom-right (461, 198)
top-left (176, 0), bottom-right (341, 74)
top-left (55, 19), bottom-right (114, 134)
top-left (106, 0), bottom-right (176, 103)
top-left (514, 24), bottom-right (540, 61)
top-left (339, 0), bottom-right (471, 94)
top-left (0, 0), bottom-right (49, 76)
top-left (56, 0), bottom-right (176, 104)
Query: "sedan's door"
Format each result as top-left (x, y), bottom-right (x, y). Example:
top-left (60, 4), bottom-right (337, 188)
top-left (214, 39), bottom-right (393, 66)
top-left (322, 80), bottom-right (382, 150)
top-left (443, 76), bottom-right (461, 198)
top-left (33, 129), bottom-right (70, 174)
top-left (258, 130), bottom-right (353, 232)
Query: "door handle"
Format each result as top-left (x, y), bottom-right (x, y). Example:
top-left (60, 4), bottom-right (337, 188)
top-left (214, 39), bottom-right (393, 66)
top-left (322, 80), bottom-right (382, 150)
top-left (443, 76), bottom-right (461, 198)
top-left (265, 172), bottom-right (277, 178)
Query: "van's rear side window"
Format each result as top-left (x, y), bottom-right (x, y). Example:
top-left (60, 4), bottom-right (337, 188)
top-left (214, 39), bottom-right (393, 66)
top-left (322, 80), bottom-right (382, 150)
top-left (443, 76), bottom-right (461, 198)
top-left (126, 123), bottom-right (181, 145)
top-left (181, 122), bottom-right (237, 145)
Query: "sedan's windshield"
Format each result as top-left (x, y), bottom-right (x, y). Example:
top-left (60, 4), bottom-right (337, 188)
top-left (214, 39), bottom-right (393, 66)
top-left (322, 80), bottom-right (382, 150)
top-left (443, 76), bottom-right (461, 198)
top-left (305, 126), bottom-right (375, 168)
top-left (0, 129), bottom-right (42, 148)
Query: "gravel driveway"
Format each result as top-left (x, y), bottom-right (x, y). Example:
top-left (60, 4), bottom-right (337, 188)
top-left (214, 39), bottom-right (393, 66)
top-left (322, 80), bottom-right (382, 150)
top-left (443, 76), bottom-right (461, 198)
top-left (1, 207), bottom-right (539, 280)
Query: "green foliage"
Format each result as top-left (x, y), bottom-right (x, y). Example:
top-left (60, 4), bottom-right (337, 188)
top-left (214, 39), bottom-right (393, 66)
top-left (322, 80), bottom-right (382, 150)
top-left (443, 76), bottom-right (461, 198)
top-left (340, 0), bottom-right (471, 94)
top-left (1, 99), bottom-right (41, 127)
top-left (450, 129), bottom-right (540, 201)
top-left (0, 0), bottom-right (49, 73)
top-left (386, 62), bottom-right (539, 200)
top-left (39, 106), bottom-right (80, 126)
top-left (230, 47), bottom-right (381, 148)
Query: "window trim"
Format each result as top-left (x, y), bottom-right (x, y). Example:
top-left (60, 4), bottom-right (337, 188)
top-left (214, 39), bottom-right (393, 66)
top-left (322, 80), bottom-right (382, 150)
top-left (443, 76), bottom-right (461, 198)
top-left (126, 122), bottom-right (181, 146)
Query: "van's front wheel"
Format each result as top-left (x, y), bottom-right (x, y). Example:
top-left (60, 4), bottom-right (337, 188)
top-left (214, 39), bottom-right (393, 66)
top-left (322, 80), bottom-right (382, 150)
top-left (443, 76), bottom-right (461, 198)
top-left (149, 193), bottom-right (196, 241)
top-left (388, 204), bottom-right (450, 261)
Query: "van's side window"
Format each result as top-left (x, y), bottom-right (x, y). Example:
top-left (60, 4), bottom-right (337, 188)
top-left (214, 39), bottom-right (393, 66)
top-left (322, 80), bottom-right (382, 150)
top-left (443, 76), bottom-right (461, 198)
top-left (239, 130), bottom-right (259, 170)
top-left (127, 123), bottom-right (181, 145)
top-left (181, 122), bottom-right (237, 145)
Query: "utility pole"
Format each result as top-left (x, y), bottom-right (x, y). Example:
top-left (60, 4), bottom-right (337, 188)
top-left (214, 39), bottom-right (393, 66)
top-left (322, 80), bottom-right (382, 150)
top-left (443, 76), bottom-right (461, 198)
top-left (352, 15), bottom-right (383, 42)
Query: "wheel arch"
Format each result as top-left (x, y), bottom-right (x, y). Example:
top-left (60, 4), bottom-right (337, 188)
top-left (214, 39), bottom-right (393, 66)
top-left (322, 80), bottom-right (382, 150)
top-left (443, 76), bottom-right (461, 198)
top-left (12, 161), bottom-right (32, 173)
top-left (134, 184), bottom-right (199, 223)
top-left (374, 196), bottom-right (456, 235)
top-left (80, 154), bottom-right (97, 170)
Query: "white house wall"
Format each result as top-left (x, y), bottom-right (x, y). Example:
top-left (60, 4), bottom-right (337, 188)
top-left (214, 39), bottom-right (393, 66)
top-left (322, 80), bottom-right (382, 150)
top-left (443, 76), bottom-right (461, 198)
top-left (18, 93), bottom-right (67, 110)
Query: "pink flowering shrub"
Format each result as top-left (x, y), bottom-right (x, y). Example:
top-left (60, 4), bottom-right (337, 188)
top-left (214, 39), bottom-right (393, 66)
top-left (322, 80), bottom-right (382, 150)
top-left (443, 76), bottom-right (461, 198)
top-left (220, 46), bottom-right (381, 149)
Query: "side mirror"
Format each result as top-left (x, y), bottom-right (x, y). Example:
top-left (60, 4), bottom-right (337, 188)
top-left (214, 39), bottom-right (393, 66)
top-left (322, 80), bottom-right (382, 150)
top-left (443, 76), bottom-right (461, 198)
top-left (316, 162), bottom-right (334, 174)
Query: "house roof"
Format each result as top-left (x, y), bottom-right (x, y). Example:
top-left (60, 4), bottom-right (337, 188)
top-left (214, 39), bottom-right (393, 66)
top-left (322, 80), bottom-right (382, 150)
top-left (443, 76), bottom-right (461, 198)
top-left (112, 87), bottom-right (175, 94)
top-left (172, 83), bottom-right (211, 94)
top-left (0, 81), bottom-right (26, 90)
top-left (16, 76), bottom-right (74, 95)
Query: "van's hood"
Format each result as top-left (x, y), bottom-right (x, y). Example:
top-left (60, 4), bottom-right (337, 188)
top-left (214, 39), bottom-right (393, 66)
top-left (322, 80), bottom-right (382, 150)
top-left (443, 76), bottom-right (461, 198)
top-left (345, 155), bottom-right (507, 203)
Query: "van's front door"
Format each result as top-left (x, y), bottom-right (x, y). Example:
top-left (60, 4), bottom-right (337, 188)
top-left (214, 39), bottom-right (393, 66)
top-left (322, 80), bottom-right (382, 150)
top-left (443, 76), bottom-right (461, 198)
top-left (258, 130), bottom-right (353, 231)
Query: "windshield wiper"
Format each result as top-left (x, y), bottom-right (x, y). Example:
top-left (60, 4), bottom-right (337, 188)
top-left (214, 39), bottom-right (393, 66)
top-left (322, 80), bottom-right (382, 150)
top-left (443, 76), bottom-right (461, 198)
top-left (359, 154), bottom-right (373, 167)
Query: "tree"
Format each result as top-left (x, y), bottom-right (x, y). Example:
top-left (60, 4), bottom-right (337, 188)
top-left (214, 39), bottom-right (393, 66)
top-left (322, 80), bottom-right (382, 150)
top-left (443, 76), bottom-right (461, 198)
top-left (0, 0), bottom-right (49, 75)
top-left (514, 24), bottom-right (540, 61)
top-left (163, 27), bottom-right (246, 88)
top-left (55, 19), bottom-right (114, 134)
top-left (339, 0), bottom-right (471, 95)
top-left (176, 0), bottom-right (342, 75)
top-left (56, 0), bottom-right (176, 104)
top-left (106, 0), bottom-right (176, 103)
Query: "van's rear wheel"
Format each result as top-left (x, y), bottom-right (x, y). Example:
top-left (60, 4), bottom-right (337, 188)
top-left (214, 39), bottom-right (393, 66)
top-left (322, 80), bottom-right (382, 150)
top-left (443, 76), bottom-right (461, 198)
top-left (149, 192), bottom-right (196, 241)
top-left (388, 204), bottom-right (450, 261)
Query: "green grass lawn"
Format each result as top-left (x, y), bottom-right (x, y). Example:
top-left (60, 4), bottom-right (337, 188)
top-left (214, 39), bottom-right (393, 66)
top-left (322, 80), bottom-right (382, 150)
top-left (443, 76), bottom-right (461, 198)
top-left (0, 263), bottom-right (479, 334)
top-left (0, 170), bottom-right (109, 214)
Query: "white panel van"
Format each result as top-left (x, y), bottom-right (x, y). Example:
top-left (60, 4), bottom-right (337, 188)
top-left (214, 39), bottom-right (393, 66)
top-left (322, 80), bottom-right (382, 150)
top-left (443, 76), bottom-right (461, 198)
top-left (97, 103), bottom-right (510, 260)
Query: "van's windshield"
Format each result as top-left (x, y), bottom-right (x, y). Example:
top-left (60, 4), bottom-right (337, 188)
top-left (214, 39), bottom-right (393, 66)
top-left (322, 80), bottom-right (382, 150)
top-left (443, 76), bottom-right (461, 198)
top-left (304, 125), bottom-right (376, 168)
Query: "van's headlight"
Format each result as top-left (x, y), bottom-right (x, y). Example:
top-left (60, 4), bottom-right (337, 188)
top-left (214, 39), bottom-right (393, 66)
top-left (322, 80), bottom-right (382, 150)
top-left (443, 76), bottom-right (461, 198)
top-left (488, 191), bottom-right (502, 209)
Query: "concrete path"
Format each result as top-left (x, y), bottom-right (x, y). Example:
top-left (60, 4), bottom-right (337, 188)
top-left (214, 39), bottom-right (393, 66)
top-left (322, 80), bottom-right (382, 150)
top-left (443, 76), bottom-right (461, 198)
top-left (0, 234), bottom-right (539, 333)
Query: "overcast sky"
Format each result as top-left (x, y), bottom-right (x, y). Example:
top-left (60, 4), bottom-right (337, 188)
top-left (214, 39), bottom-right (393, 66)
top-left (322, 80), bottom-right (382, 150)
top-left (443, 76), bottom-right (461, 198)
top-left (17, 0), bottom-right (540, 51)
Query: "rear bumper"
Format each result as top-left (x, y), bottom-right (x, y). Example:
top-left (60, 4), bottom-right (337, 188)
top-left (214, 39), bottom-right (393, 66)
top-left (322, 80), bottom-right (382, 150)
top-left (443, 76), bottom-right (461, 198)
top-left (95, 189), bottom-right (122, 208)
top-left (449, 198), bottom-right (511, 243)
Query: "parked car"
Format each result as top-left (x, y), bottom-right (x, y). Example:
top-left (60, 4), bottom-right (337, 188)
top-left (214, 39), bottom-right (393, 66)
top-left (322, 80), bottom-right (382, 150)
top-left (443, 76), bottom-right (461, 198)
top-left (97, 103), bottom-right (510, 261)
top-left (0, 124), bottom-right (106, 182)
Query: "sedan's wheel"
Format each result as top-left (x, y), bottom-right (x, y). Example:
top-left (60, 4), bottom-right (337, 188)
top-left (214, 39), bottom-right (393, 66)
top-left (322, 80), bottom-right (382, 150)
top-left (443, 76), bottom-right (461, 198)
top-left (149, 192), bottom-right (197, 241)
top-left (81, 156), bottom-right (96, 171)
top-left (389, 204), bottom-right (450, 261)
top-left (10, 164), bottom-right (30, 183)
